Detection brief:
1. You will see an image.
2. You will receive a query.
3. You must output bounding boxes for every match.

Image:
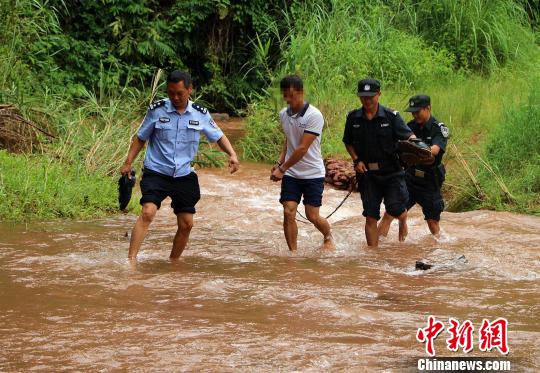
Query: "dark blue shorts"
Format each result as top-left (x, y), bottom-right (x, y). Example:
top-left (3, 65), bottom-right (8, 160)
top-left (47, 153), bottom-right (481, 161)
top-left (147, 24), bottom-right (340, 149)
top-left (356, 171), bottom-right (408, 220)
top-left (406, 174), bottom-right (444, 221)
top-left (280, 175), bottom-right (324, 207)
top-left (140, 168), bottom-right (200, 214)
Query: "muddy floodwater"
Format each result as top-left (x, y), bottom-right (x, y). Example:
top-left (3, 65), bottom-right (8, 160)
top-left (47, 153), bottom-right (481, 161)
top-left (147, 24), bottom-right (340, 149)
top-left (1, 163), bottom-right (539, 371)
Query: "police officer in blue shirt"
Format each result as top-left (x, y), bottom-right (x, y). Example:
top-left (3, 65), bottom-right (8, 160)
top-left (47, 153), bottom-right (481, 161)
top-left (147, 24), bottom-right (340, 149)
top-left (379, 95), bottom-right (449, 237)
top-left (120, 70), bottom-right (240, 260)
top-left (343, 78), bottom-right (415, 247)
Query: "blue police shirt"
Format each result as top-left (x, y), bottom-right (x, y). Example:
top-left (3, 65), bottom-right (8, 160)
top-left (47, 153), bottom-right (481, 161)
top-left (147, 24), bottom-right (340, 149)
top-left (137, 99), bottom-right (223, 177)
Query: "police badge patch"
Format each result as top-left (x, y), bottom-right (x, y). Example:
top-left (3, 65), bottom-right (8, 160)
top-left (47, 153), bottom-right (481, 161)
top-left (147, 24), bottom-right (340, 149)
top-left (439, 123), bottom-right (449, 138)
top-left (159, 117), bottom-right (170, 123)
top-left (209, 119), bottom-right (219, 129)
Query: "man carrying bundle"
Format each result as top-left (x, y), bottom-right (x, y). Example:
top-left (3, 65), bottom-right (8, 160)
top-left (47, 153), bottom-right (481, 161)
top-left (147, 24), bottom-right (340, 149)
top-left (378, 95), bottom-right (449, 237)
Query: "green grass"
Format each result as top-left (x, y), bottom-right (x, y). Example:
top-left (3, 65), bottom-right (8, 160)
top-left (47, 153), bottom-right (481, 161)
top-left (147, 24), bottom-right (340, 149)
top-left (395, 0), bottom-right (538, 72)
top-left (0, 150), bottom-right (140, 221)
top-left (449, 81), bottom-right (540, 214)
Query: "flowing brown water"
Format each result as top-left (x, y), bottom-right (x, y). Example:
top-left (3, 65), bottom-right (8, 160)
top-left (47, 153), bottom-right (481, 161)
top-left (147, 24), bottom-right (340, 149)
top-left (1, 163), bottom-right (539, 371)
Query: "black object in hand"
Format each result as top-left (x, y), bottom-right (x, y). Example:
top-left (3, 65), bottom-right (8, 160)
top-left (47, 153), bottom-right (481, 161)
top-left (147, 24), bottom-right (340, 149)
top-left (398, 139), bottom-right (434, 166)
top-left (118, 169), bottom-right (136, 211)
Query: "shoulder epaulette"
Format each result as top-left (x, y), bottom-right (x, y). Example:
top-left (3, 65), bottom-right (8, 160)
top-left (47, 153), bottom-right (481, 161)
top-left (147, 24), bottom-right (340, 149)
top-left (347, 108), bottom-right (360, 118)
top-left (192, 103), bottom-right (208, 114)
top-left (149, 99), bottom-right (167, 110)
top-left (384, 106), bottom-right (399, 116)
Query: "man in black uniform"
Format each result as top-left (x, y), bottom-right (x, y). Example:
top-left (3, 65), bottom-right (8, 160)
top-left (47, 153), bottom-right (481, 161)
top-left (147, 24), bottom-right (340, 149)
top-left (343, 78), bottom-right (415, 247)
top-left (378, 95), bottom-right (449, 237)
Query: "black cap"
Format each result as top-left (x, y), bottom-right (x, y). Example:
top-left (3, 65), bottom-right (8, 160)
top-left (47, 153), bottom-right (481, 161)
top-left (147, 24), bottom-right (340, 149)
top-left (405, 95), bottom-right (431, 112)
top-left (357, 78), bottom-right (381, 97)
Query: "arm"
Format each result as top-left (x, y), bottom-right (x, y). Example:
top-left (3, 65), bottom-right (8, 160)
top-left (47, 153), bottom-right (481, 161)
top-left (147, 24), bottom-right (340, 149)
top-left (202, 116), bottom-right (239, 174)
top-left (121, 107), bottom-right (156, 175)
top-left (282, 133), bottom-right (316, 170)
top-left (345, 144), bottom-right (368, 173)
top-left (278, 139), bottom-right (287, 164)
top-left (120, 136), bottom-right (146, 175)
top-left (216, 135), bottom-right (240, 174)
top-left (271, 133), bottom-right (317, 180)
top-left (430, 123), bottom-right (448, 156)
top-left (343, 113), bottom-right (367, 173)
top-left (270, 139), bottom-right (287, 180)
top-left (393, 113), bottom-right (415, 140)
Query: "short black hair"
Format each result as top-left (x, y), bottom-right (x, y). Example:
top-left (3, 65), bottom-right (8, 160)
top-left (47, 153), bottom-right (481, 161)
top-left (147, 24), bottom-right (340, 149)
top-left (167, 70), bottom-right (192, 86)
top-left (280, 75), bottom-right (303, 91)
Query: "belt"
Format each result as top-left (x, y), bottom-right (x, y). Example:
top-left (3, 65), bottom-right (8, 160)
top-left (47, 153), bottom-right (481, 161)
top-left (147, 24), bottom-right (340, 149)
top-left (408, 167), bottom-right (434, 179)
top-left (366, 159), bottom-right (398, 171)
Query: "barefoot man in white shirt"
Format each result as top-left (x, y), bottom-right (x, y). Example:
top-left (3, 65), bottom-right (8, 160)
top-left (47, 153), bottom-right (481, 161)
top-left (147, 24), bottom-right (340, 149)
top-left (270, 75), bottom-right (335, 252)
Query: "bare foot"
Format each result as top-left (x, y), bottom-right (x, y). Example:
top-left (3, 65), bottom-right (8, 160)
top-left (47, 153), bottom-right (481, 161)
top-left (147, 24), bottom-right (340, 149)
top-left (321, 236), bottom-right (336, 251)
top-left (398, 220), bottom-right (408, 242)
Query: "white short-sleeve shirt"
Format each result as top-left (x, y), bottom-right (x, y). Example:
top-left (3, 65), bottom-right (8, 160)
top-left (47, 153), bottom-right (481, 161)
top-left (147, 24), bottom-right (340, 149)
top-left (280, 103), bottom-right (325, 179)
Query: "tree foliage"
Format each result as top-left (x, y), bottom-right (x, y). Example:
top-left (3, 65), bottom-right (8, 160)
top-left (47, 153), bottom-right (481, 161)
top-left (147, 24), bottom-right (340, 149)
top-left (1, 0), bottom-right (538, 111)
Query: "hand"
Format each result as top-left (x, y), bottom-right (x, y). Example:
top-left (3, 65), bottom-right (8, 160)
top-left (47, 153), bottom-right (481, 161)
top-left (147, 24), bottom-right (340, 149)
top-left (271, 166), bottom-right (285, 182)
top-left (270, 164), bottom-right (277, 175)
top-left (120, 162), bottom-right (132, 176)
top-left (354, 160), bottom-right (367, 173)
top-left (228, 155), bottom-right (240, 174)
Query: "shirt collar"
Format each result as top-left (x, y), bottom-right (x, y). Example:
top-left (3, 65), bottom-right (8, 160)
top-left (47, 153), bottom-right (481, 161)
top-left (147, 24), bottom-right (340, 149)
top-left (420, 115), bottom-right (436, 129)
top-left (376, 105), bottom-right (386, 118)
top-left (287, 102), bottom-right (310, 117)
top-left (165, 99), bottom-right (192, 113)
top-left (185, 100), bottom-right (194, 113)
top-left (359, 105), bottom-right (386, 119)
top-left (163, 99), bottom-right (173, 113)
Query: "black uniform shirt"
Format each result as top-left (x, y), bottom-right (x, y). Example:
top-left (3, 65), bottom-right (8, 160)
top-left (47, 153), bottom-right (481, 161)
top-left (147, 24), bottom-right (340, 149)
top-left (343, 104), bottom-right (413, 163)
top-left (407, 115), bottom-right (449, 167)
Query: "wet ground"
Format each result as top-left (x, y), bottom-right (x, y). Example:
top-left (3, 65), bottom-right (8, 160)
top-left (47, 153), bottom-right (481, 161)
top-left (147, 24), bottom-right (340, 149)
top-left (1, 163), bottom-right (539, 371)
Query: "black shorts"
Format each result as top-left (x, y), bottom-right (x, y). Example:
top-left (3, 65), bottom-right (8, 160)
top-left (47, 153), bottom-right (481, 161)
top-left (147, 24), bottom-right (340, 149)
top-left (406, 174), bottom-right (444, 221)
top-left (356, 171), bottom-right (408, 220)
top-left (280, 175), bottom-right (325, 207)
top-left (140, 168), bottom-right (201, 214)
